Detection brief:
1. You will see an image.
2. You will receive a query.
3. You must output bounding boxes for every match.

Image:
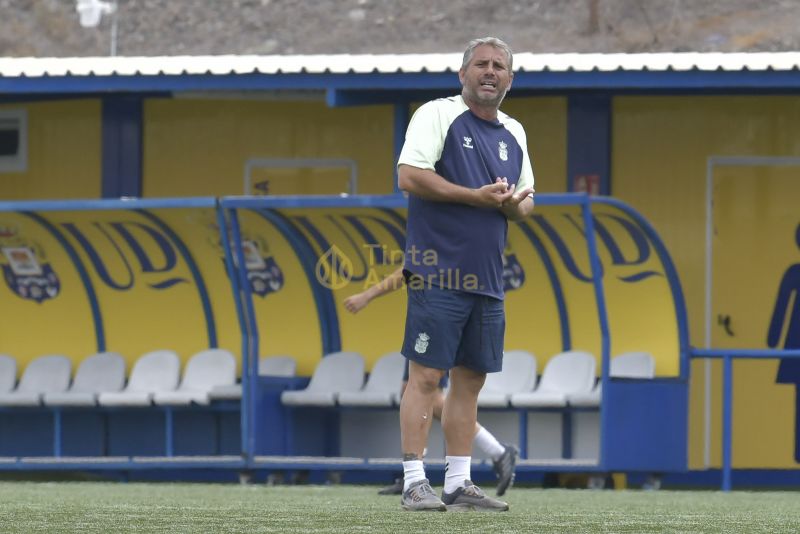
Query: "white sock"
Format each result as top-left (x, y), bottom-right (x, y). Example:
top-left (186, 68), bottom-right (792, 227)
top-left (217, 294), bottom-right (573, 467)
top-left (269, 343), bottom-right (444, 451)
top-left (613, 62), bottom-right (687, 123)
top-left (444, 455), bottom-right (471, 494)
top-left (473, 426), bottom-right (506, 461)
top-left (402, 460), bottom-right (425, 492)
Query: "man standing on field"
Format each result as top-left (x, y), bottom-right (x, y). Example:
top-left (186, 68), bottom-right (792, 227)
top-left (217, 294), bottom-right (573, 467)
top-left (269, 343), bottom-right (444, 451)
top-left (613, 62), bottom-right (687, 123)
top-left (396, 36), bottom-right (535, 512)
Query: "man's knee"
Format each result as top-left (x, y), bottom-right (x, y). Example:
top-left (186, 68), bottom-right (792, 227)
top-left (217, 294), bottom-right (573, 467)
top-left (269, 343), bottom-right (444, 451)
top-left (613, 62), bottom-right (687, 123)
top-left (408, 361), bottom-right (446, 394)
top-left (449, 366), bottom-right (486, 396)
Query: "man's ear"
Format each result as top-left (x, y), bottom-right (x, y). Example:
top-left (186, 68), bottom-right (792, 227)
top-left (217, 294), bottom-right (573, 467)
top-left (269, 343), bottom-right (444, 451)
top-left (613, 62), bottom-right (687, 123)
top-left (458, 68), bottom-right (465, 85)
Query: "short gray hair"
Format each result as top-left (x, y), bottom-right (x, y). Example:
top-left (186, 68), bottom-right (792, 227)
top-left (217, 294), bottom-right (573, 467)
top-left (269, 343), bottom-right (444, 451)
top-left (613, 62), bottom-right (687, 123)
top-left (461, 37), bottom-right (513, 71)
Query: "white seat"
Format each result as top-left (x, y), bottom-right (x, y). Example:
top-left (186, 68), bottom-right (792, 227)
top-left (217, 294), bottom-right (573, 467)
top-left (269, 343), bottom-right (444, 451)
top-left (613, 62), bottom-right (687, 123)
top-left (338, 352), bottom-right (405, 407)
top-left (281, 351), bottom-right (365, 407)
top-left (568, 351), bottom-right (656, 407)
top-left (478, 350), bottom-right (538, 408)
top-left (97, 350), bottom-right (180, 407)
top-left (209, 355), bottom-right (297, 401)
top-left (0, 355), bottom-right (71, 407)
top-left (260, 355), bottom-right (297, 377)
top-left (0, 354), bottom-right (17, 394)
top-left (154, 348), bottom-right (237, 406)
top-left (510, 350), bottom-right (596, 408)
top-left (44, 352), bottom-right (126, 407)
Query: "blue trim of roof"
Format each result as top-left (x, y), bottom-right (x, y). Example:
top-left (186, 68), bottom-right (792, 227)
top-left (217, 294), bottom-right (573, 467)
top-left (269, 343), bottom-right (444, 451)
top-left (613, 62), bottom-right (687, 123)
top-left (3, 69), bottom-right (800, 95)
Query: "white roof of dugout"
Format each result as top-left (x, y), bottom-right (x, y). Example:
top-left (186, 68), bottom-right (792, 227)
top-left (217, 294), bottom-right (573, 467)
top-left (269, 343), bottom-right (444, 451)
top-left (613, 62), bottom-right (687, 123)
top-left (2, 52), bottom-right (800, 97)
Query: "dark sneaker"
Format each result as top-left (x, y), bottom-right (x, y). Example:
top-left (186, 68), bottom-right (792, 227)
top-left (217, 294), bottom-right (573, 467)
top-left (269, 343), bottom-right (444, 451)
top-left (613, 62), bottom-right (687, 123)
top-left (401, 479), bottom-right (446, 511)
top-left (378, 477), bottom-right (404, 495)
top-left (492, 443), bottom-right (519, 496)
top-left (441, 480), bottom-right (509, 512)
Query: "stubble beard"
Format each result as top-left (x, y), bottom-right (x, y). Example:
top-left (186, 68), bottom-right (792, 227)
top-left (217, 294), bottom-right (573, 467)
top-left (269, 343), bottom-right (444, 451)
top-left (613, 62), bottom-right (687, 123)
top-left (464, 85), bottom-right (507, 111)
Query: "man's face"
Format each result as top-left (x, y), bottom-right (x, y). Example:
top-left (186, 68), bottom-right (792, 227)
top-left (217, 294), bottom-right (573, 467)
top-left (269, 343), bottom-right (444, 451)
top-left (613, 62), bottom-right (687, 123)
top-left (459, 44), bottom-right (513, 108)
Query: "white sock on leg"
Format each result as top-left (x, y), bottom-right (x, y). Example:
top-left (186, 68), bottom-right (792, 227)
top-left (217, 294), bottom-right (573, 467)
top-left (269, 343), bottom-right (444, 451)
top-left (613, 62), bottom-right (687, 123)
top-left (473, 426), bottom-right (506, 460)
top-left (402, 460), bottom-right (425, 492)
top-left (443, 455), bottom-right (471, 494)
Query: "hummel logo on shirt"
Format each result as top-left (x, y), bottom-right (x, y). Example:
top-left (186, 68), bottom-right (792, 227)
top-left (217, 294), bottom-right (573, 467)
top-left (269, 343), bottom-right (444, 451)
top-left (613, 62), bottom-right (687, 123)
top-left (463, 136), bottom-right (473, 149)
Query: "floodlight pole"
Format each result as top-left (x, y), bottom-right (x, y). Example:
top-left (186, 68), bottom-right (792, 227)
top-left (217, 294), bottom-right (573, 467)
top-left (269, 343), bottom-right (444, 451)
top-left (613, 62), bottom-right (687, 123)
top-left (110, 0), bottom-right (118, 56)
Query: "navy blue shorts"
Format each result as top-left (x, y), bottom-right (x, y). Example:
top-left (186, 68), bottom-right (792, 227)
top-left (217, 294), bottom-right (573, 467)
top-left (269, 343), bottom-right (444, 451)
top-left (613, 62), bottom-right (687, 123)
top-left (401, 284), bottom-right (505, 374)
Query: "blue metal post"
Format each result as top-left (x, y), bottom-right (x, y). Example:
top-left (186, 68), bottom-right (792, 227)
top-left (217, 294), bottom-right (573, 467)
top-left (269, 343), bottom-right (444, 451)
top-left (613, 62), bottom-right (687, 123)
top-left (393, 102), bottom-right (409, 193)
top-left (227, 208), bottom-right (259, 462)
top-left (101, 96), bottom-right (143, 198)
top-left (518, 410), bottom-right (528, 459)
top-left (53, 409), bottom-right (62, 457)
top-left (583, 197), bottom-right (611, 470)
top-left (217, 205), bottom-right (254, 462)
top-left (722, 355), bottom-right (733, 491)
top-left (165, 408), bottom-right (174, 457)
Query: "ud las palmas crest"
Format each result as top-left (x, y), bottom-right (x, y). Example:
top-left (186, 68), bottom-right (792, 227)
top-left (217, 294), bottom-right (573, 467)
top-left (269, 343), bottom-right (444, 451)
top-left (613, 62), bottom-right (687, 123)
top-left (414, 332), bottom-right (430, 354)
top-left (239, 239), bottom-right (284, 297)
top-left (502, 248), bottom-right (525, 291)
top-left (203, 210), bottom-right (284, 298)
top-left (0, 228), bottom-right (60, 303)
top-left (498, 140), bottom-right (508, 161)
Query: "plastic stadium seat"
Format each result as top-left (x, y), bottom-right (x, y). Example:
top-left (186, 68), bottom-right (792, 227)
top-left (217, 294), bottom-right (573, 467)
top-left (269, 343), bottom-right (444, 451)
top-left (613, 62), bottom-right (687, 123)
top-left (208, 355), bottom-right (297, 402)
top-left (154, 348), bottom-right (237, 406)
top-left (0, 354), bottom-right (16, 393)
top-left (0, 355), bottom-right (71, 407)
top-left (338, 352), bottom-right (405, 407)
top-left (280, 351), bottom-right (365, 407)
top-left (478, 350), bottom-right (538, 408)
top-left (43, 352), bottom-right (126, 407)
top-left (510, 350), bottom-right (596, 408)
top-left (97, 349), bottom-right (180, 407)
top-left (568, 351), bottom-right (656, 407)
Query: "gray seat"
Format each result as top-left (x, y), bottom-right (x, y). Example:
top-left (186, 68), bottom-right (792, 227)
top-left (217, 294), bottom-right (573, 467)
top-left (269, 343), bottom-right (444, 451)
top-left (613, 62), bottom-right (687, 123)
top-left (97, 349), bottom-right (180, 407)
top-left (510, 350), bottom-right (596, 408)
top-left (0, 355), bottom-right (71, 407)
top-left (478, 350), bottom-right (538, 408)
top-left (44, 351), bottom-right (126, 407)
top-left (209, 355), bottom-right (297, 402)
top-left (0, 354), bottom-right (17, 394)
top-left (568, 351), bottom-right (656, 407)
top-left (154, 348), bottom-right (237, 406)
top-left (281, 351), bottom-right (365, 407)
top-left (338, 352), bottom-right (405, 407)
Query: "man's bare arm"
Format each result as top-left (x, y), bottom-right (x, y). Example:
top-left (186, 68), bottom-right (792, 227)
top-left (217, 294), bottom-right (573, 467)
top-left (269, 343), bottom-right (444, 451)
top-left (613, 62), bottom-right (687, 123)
top-left (344, 267), bottom-right (405, 314)
top-left (500, 188), bottom-right (535, 221)
top-left (398, 164), bottom-right (513, 208)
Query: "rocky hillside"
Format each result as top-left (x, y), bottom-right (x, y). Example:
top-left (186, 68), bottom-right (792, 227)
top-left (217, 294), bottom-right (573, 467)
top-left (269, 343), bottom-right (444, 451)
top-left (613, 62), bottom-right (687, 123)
top-left (2, 0), bottom-right (800, 57)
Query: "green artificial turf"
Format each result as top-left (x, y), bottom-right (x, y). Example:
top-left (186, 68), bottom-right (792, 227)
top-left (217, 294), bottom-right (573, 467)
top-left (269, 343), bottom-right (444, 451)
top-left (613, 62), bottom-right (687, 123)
top-left (0, 482), bottom-right (798, 533)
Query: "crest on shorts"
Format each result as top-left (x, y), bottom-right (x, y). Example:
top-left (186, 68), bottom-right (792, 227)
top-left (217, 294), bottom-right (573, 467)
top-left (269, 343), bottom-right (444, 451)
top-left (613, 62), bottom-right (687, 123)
top-left (414, 332), bottom-right (430, 354)
top-left (498, 140), bottom-right (508, 161)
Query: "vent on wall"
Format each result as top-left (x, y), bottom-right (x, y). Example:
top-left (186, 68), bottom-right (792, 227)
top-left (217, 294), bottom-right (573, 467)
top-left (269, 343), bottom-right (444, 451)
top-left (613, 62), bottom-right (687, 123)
top-left (0, 110), bottom-right (27, 173)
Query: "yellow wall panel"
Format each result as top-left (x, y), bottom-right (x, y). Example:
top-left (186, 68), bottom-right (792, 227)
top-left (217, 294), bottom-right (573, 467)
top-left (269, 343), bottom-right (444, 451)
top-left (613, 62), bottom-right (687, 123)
top-left (613, 95), bottom-right (800, 469)
top-left (0, 100), bottom-right (101, 200)
top-left (143, 99), bottom-right (395, 197)
top-left (503, 97), bottom-right (568, 193)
